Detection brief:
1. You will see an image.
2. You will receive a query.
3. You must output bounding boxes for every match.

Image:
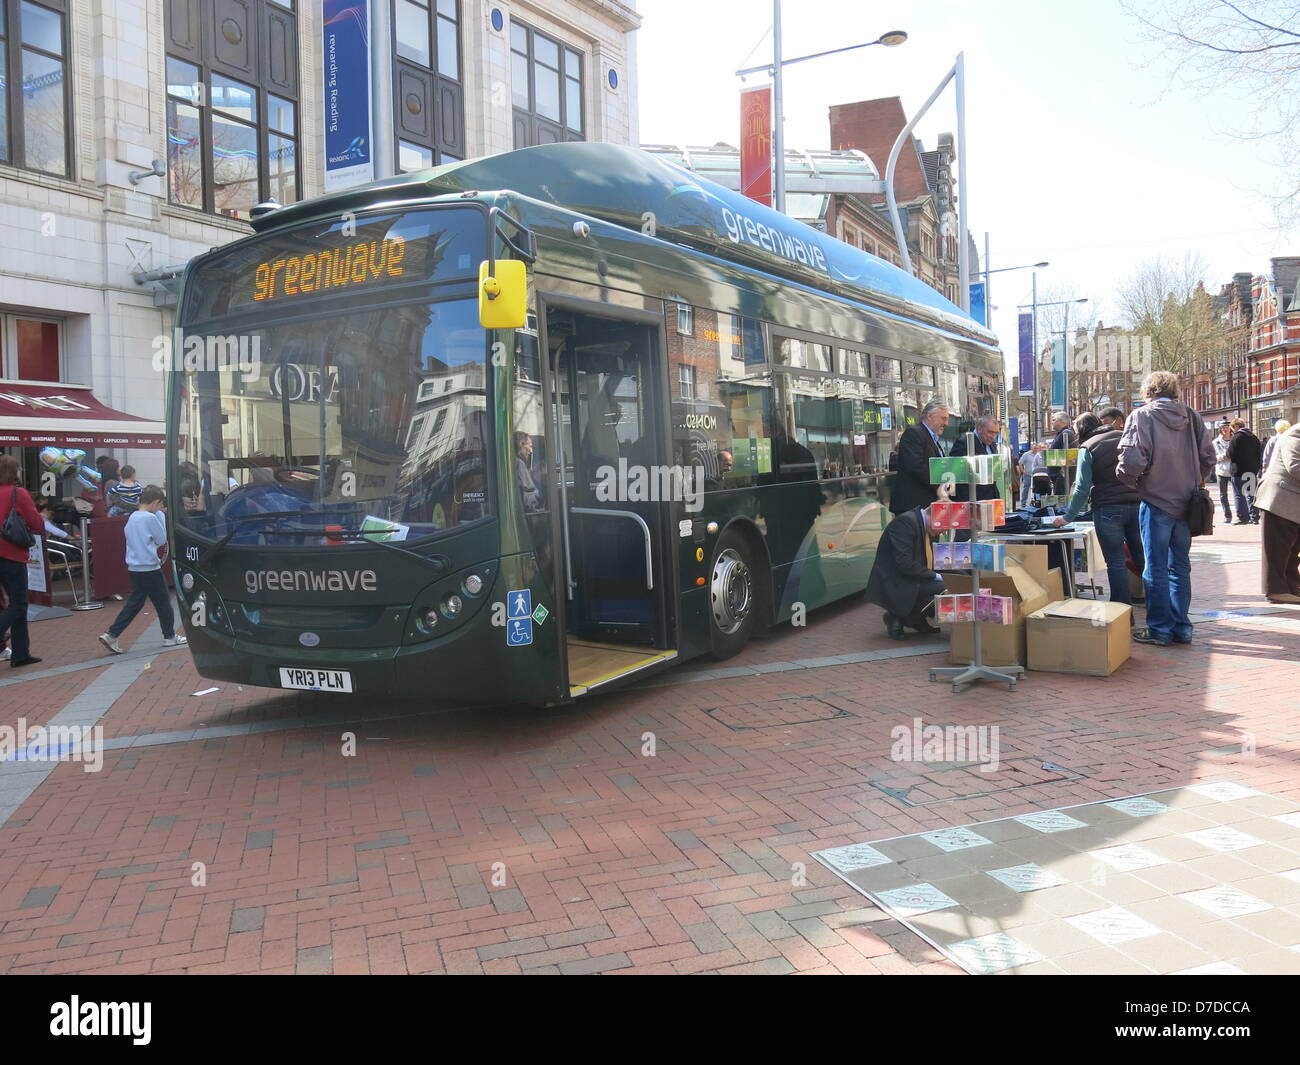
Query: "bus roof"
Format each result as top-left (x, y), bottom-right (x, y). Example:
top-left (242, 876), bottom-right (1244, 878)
top-left (253, 143), bottom-right (997, 348)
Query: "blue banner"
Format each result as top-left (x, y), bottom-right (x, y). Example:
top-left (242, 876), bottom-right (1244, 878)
top-left (1018, 313), bottom-right (1034, 396)
top-left (969, 282), bottom-right (987, 327)
top-left (1051, 338), bottom-right (1066, 409)
top-left (323, 0), bottom-right (373, 191)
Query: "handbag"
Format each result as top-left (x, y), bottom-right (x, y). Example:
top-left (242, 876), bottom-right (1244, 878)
top-left (1185, 413), bottom-right (1214, 538)
top-left (2, 486), bottom-right (36, 550)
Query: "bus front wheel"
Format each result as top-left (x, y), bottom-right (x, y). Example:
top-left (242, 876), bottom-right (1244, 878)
top-left (708, 531), bottom-right (758, 659)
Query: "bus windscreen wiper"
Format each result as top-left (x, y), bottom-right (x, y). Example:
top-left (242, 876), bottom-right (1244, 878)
top-left (198, 511), bottom-right (316, 567)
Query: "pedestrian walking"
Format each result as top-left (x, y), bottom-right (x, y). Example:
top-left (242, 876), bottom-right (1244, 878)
top-left (1212, 421), bottom-right (1235, 524)
top-left (0, 454), bottom-right (44, 668)
top-left (97, 486), bottom-right (186, 654)
top-left (1228, 418), bottom-right (1262, 524)
top-left (1054, 412), bottom-right (1145, 608)
top-left (1116, 371), bottom-right (1215, 646)
top-left (1261, 419), bottom-right (1291, 474)
top-left (889, 401), bottom-right (949, 514)
top-left (1255, 423), bottom-right (1300, 605)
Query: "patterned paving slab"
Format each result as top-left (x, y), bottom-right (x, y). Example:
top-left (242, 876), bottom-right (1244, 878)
top-left (812, 781), bottom-right (1300, 974)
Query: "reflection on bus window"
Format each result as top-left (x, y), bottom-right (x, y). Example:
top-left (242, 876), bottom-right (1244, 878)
top-left (174, 298), bottom-right (490, 543)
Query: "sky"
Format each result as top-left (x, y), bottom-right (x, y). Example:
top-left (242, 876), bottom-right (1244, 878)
top-left (633, 0), bottom-right (1299, 378)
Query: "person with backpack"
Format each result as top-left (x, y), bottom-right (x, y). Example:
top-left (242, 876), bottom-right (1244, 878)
top-left (97, 486), bottom-right (187, 654)
top-left (0, 455), bottom-right (44, 668)
top-left (1116, 372), bottom-right (1215, 646)
top-left (106, 465), bottom-right (143, 515)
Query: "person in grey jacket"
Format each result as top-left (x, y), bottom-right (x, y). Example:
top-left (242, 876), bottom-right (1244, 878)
top-left (1116, 371), bottom-right (1215, 646)
top-left (1255, 423), bottom-right (1300, 604)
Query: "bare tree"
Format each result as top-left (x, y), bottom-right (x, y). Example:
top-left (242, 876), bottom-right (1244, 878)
top-left (1115, 252), bottom-right (1228, 375)
top-left (1125, 0), bottom-right (1300, 224)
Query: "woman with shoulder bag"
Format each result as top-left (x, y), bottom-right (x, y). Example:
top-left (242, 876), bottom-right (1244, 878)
top-left (1256, 423), bottom-right (1300, 604)
top-left (0, 455), bottom-right (44, 668)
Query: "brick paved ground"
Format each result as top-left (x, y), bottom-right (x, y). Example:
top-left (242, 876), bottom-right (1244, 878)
top-left (1, 522), bottom-right (1296, 975)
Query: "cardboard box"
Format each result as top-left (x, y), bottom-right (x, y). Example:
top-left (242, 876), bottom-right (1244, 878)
top-left (945, 544), bottom-right (1052, 667)
top-left (1027, 599), bottom-right (1133, 676)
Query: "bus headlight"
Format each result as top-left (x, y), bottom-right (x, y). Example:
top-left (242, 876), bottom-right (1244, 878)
top-left (418, 607), bottom-right (439, 633)
top-left (462, 574), bottom-right (483, 596)
top-left (441, 595), bottom-right (463, 618)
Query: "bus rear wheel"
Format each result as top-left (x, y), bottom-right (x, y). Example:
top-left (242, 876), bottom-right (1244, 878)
top-left (708, 531), bottom-right (758, 659)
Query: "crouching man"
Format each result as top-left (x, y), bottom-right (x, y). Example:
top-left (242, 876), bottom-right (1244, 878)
top-left (865, 502), bottom-right (946, 640)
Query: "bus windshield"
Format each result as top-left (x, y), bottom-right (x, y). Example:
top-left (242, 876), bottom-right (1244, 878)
top-left (173, 297), bottom-right (491, 545)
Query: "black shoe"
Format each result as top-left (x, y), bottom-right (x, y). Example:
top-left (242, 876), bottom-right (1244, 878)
top-left (1132, 628), bottom-right (1172, 646)
top-left (883, 612), bottom-right (906, 640)
top-left (9, 656), bottom-right (42, 668)
top-left (909, 620), bottom-right (941, 635)
top-left (1233, 520), bottom-right (1250, 525)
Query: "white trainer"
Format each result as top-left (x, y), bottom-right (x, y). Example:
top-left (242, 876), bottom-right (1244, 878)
top-left (0, 647), bottom-right (10, 660)
top-left (98, 633), bottom-right (124, 655)
top-left (162, 635), bottom-right (188, 646)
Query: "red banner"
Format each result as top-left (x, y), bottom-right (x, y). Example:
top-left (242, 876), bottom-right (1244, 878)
top-left (740, 86), bottom-right (772, 207)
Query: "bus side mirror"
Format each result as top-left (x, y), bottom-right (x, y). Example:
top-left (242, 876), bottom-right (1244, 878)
top-left (478, 259), bottom-right (527, 329)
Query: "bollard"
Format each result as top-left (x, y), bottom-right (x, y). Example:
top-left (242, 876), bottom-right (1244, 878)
top-left (71, 516), bottom-right (104, 611)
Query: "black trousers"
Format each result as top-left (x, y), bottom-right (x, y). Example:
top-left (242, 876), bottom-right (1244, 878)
top-left (894, 578), bottom-right (944, 630)
top-left (107, 569), bottom-right (176, 640)
top-left (1261, 510), bottom-right (1300, 597)
top-left (0, 557), bottom-right (30, 659)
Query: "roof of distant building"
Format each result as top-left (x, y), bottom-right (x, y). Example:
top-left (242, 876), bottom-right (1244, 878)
top-left (639, 143), bottom-right (884, 195)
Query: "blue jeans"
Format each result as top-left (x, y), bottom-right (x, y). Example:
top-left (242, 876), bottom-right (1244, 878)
top-left (1139, 502), bottom-right (1193, 641)
top-left (1233, 473), bottom-right (1259, 523)
top-left (1093, 503), bottom-right (1144, 605)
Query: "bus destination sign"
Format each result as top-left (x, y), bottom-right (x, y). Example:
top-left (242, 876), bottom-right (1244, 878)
top-left (253, 236), bottom-right (407, 302)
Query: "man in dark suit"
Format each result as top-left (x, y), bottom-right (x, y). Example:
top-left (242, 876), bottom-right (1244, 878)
top-left (864, 503), bottom-right (946, 639)
top-left (948, 415), bottom-right (1001, 502)
top-left (889, 401), bottom-right (950, 514)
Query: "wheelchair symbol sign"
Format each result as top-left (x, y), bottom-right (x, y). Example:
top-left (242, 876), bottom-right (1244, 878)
top-left (507, 589), bottom-right (532, 619)
top-left (507, 618), bottom-right (533, 646)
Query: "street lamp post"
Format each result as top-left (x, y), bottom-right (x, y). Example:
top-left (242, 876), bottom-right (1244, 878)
top-left (742, 7), bottom-right (907, 215)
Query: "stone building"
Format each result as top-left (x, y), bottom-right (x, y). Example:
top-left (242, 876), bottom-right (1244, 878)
top-left (0, 0), bottom-right (640, 485)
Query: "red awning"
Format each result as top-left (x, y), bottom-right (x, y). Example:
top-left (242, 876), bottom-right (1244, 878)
top-left (0, 380), bottom-right (166, 449)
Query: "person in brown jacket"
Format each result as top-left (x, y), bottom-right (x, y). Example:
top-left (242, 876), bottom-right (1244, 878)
top-left (1255, 423), bottom-right (1300, 604)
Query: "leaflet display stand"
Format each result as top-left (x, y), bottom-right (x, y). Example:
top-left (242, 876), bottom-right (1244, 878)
top-left (928, 432), bottom-right (1024, 694)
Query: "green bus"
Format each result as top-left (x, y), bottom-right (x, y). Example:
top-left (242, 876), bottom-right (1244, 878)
top-left (167, 142), bottom-right (1002, 705)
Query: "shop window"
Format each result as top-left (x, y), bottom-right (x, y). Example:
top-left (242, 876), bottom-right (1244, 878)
top-left (164, 0), bottom-right (299, 219)
top-left (511, 20), bottom-right (583, 148)
top-left (1, 0), bottom-right (72, 176)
